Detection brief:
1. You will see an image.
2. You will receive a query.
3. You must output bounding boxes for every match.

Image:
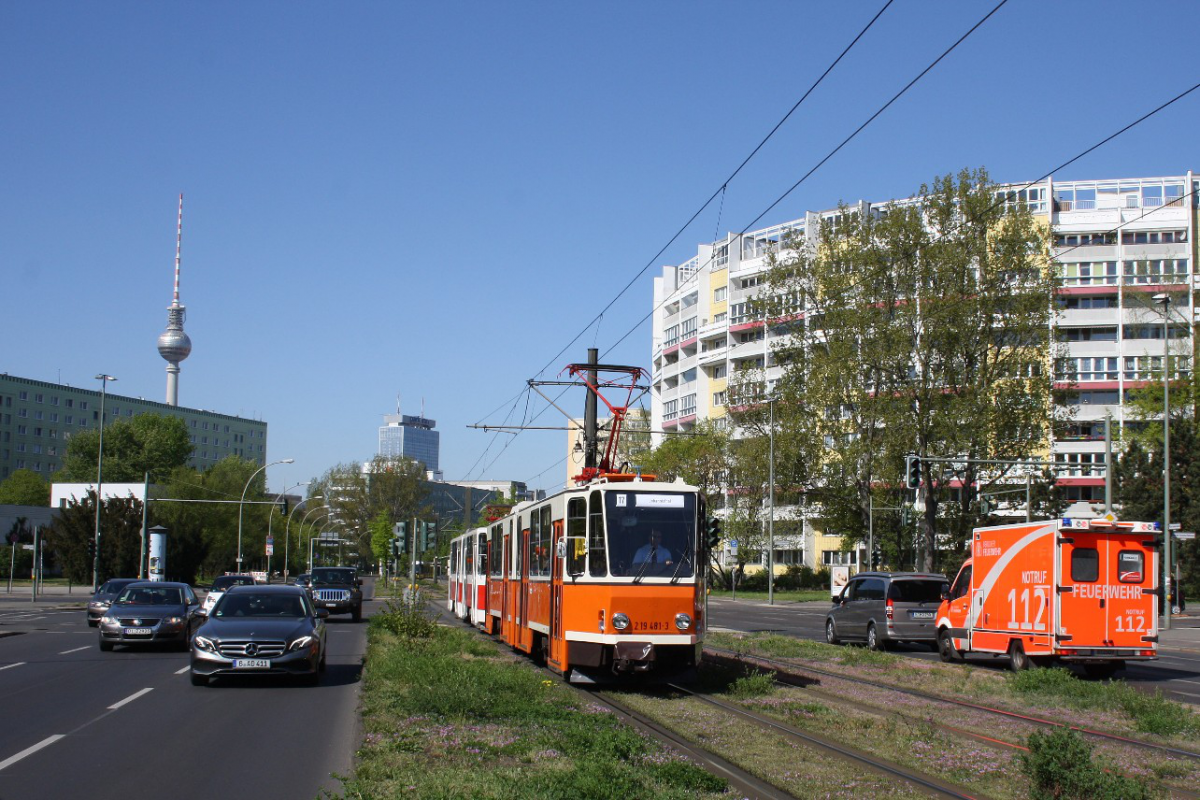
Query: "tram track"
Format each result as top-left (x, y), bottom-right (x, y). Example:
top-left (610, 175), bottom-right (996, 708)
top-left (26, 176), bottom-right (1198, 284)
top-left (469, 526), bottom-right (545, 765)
top-left (704, 645), bottom-right (1200, 763)
top-left (660, 681), bottom-right (983, 800)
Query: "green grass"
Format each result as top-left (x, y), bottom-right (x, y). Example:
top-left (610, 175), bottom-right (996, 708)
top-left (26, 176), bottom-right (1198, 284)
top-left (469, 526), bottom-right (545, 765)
top-left (1010, 668), bottom-right (1200, 738)
top-left (335, 612), bottom-right (727, 799)
top-left (707, 588), bottom-right (831, 603)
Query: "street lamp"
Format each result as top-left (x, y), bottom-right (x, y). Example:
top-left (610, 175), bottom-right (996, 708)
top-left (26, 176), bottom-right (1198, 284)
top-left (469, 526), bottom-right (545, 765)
top-left (92, 374), bottom-right (117, 592)
top-left (306, 512), bottom-right (332, 573)
top-left (236, 458), bottom-right (294, 573)
top-left (1153, 293), bottom-right (1173, 629)
top-left (766, 395), bottom-right (777, 606)
top-left (265, 481), bottom-right (308, 582)
top-left (284, 494), bottom-right (322, 583)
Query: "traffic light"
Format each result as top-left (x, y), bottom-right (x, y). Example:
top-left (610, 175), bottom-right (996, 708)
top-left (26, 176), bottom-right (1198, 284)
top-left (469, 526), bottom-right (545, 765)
top-left (705, 517), bottom-right (722, 550)
top-left (979, 497), bottom-right (991, 515)
top-left (422, 521), bottom-right (437, 550)
top-left (904, 454), bottom-right (922, 489)
top-left (901, 506), bottom-right (910, 526)
top-left (87, 538), bottom-right (96, 563)
top-left (278, 497), bottom-right (289, 516)
top-left (394, 521), bottom-right (408, 551)
top-left (390, 538), bottom-right (402, 558)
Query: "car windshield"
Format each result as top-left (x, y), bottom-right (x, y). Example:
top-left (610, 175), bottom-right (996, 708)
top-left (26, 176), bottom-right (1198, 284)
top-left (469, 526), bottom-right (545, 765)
top-left (115, 586), bottom-right (183, 605)
top-left (213, 593), bottom-right (308, 618)
top-left (211, 576), bottom-right (255, 591)
top-left (888, 579), bottom-right (944, 604)
top-left (604, 491), bottom-right (696, 578)
top-left (311, 569), bottom-right (354, 585)
top-left (98, 580), bottom-right (132, 594)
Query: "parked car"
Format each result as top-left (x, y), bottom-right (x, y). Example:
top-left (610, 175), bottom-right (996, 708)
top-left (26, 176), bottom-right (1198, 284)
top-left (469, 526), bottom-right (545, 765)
top-left (200, 574), bottom-right (257, 615)
top-left (87, 578), bottom-right (141, 627)
top-left (309, 567), bottom-right (363, 622)
top-left (190, 584), bottom-right (328, 686)
top-left (826, 572), bottom-right (947, 651)
top-left (97, 581), bottom-right (202, 651)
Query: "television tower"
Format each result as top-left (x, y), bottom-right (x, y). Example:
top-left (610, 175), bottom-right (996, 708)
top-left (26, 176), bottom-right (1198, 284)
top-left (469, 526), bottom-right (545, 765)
top-left (156, 193), bottom-right (192, 406)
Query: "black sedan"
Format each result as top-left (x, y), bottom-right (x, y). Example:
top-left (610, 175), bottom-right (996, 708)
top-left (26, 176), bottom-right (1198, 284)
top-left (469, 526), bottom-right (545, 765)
top-left (97, 581), bottom-right (202, 651)
top-left (190, 584), bottom-right (328, 686)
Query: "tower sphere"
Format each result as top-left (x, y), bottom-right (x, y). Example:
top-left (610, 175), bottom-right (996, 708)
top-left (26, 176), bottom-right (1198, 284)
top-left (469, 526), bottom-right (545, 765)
top-left (158, 326), bottom-right (192, 362)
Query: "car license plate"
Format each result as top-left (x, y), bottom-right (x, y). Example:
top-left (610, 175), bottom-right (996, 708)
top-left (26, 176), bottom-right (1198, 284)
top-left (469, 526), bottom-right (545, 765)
top-left (233, 659), bottom-right (270, 669)
top-left (123, 627), bottom-right (152, 635)
top-left (910, 611), bottom-right (935, 620)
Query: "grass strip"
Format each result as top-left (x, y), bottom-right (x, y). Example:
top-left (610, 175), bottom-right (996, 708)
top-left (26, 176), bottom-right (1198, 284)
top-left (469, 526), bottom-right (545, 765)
top-left (333, 602), bottom-right (727, 799)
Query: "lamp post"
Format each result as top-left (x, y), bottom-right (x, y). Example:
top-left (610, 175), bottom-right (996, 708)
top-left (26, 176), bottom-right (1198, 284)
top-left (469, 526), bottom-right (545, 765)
top-left (266, 481), bottom-right (308, 582)
top-left (284, 494), bottom-right (322, 583)
top-left (1153, 293), bottom-right (1173, 629)
top-left (306, 512), bottom-right (332, 574)
top-left (766, 395), bottom-right (777, 606)
top-left (92, 374), bottom-right (117, 592)
top-left (236, 458), bottom-right (294, 573)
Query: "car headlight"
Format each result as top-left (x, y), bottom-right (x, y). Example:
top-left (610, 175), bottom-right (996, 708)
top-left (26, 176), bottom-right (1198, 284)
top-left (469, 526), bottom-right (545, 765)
top-left (165, 616), bottom-right (184, 625)
top-left (101, 615), bottom-right (118, 625)
top-left (288, 635), bottom-right (316, 652)
top-left (612, 613), bottom-right (630, 631)
top-left (193, 636), bottom-right (217, 653)
top-left (675, 613), bottom-right (693, 631)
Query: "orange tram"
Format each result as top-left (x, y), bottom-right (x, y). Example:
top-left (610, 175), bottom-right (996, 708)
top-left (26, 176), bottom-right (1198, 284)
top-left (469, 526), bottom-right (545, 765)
top-left (448, 474), bottom-right (708, 683)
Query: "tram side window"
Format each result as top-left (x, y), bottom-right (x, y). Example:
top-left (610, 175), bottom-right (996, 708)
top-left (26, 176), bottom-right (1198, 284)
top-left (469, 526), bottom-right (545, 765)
top-left (477, 533), bottom-right (488, 577)
top-left (514, 518), bottom-right (524, 579)
top-left (538, 506), bottom-right (552, 577)
top-left (588, 490), bottom-right (606, 576)
top-left (530, 507), bottom-right (550, 578)
top-left (567, 498), bottom-right (586, 575)
top-left (450, 541), bottom-right (458, 579)
top-left (490, 525), bottom-right (503, 578)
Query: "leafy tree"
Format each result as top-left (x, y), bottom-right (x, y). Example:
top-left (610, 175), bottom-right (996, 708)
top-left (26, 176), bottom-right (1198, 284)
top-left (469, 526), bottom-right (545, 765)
top-left (761, 168), bottom-right (1059, 571)
top-left (57, 413), bottom-right (193, 483)
top-left (45, 491), bottom-right (144, 584)
top-left (308, 456), bottom-right (428, 569)
top-left (369, 509), bottom-right (394, 564)
top-left (0, 469), bottom-right (50, 506)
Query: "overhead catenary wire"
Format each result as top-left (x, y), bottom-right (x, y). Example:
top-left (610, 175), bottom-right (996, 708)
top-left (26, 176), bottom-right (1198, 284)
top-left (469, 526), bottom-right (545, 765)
top-left (461, 2), bottom-right (897, 482)
top-left (602, 77), bottom-right (1200, 358)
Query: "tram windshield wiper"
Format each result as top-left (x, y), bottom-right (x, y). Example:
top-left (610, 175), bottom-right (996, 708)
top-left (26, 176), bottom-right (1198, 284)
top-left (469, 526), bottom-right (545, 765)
top-left (632, 547), bottom-right (655, 584)
top-left (669, 548), bottom-right (693, 584)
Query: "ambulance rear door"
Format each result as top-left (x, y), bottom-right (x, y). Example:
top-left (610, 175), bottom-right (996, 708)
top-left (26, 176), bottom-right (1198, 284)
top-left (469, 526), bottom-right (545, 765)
top-left (1057, 522), bottom-right (1158, 649)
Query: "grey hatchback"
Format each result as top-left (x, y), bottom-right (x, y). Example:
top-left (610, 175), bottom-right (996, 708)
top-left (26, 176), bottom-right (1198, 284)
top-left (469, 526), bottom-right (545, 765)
top-left (825, 572), bottom-right (948, 651)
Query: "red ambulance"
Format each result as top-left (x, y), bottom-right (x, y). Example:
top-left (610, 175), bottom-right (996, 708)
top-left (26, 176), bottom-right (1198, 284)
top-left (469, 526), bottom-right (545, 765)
top-left (937, 515), bottom-right (1161, 677)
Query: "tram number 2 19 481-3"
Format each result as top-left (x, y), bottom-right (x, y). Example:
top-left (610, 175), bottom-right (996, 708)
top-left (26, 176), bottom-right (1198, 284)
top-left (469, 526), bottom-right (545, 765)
top-left (632, 621), bottom-right (672, 632)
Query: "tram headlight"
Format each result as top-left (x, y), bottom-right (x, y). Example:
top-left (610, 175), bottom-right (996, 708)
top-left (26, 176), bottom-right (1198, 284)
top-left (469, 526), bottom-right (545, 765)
top-left (612, 612), bottom-right (631, 631)
top-left (675, 613), bottom-right (693, 631)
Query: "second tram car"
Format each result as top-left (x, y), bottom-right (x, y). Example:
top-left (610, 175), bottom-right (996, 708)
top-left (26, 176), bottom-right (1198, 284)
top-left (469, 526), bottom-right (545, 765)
top-left (450, 474), bottom-right (706, 683)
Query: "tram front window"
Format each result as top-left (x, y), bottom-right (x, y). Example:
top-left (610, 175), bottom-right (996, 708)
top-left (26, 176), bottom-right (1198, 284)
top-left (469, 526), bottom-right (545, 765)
top-left (605, 492), bottom-right (696, 578)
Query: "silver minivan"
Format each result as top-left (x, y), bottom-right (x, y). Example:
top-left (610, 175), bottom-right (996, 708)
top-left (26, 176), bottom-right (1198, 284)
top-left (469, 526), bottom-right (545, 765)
top-left (825, 571), bottom-right (948, 650)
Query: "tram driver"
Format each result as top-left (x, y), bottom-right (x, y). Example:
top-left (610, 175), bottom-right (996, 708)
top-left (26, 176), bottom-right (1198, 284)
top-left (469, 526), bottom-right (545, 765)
top-left (632, 529), bottom-right (673, 570)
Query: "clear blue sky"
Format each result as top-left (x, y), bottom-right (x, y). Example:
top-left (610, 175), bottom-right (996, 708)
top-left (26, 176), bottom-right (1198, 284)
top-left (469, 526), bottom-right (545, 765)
top-left (3, 1), bottom-right (1199, 495)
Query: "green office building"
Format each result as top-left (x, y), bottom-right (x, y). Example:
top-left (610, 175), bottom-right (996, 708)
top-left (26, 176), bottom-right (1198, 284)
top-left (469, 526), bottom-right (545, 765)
top-left (0, 373), bottom-right (268, 481)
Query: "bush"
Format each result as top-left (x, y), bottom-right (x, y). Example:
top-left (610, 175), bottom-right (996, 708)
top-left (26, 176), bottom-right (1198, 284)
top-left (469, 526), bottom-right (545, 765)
top-left (369, 598), bottom-right (439, 639)
top-left (1020, 728), bottom-right (1159, 799)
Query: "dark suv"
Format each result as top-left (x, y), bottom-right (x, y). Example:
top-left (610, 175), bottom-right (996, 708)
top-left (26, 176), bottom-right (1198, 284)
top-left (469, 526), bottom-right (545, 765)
top-left (309, 567), bottom-right (363, 622)
top-left (825, 571), bottom-right (947, 651)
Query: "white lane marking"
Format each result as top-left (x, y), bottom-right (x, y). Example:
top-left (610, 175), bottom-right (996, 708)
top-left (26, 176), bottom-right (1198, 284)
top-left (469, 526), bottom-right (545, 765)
top-left (175, 666), bottom-right (190, 675)
top-left (58, 646), bottom-right (90, 655)
top-left (0, 735), bottom-right (65, 772)
top-left (108, 688), bottom-right (153, 710)
top-left (1168, 689), bottom-right (1200, 700)
top-left (0, 662), bottom-right (26, 672)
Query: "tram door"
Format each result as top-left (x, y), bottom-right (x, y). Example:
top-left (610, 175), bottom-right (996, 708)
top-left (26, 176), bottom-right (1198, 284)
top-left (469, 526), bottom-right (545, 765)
top-left (548, 519), bottom-right (565, 672)
top-left (503, 520), bottom-right (516, 646)
top-left (519, 523), bottom-right (532, 653)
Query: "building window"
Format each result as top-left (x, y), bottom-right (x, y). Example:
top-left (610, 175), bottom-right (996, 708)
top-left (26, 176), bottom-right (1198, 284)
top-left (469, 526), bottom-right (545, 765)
top-left (80, 401), bottom-right (88, 411)
top-left (18, 409), bottom-right (27, 418)
top-left (1123, 259), bottom-right (1188, 285)
top-left (713, 391), bottom-right (727, 407)
top-left (1056, 357), bottom-right (1118, 381)
top-left (17, 425), bottom-right (26, 435)
top-left (49, 413), bottom-right (58, 422)
top-left (714, 286), bottom-right (727, 302)
top-left (51, 396), bottom-right (59, 406)
top-left (34, 394), bottom-right (43, 403)
top-left (1057, 261), bottom-right (1117, 286)
top-left (822, 550), bottom-right (858, 566)
top-left (34, 411), bottom-right (43, 420)
top-left (18, 391), bottom-right (27, 400)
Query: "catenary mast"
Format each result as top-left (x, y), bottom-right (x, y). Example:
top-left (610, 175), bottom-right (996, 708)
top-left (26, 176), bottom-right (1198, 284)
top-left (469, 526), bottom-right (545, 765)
top-left (156, 193), bottom-right (192, 406)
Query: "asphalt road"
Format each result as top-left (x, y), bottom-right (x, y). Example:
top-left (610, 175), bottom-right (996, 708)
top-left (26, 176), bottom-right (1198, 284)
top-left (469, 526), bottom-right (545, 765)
top-left (707, 596), bottom-right (1200, 705)
top-left (0, 582), bottom-right (376, 800)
